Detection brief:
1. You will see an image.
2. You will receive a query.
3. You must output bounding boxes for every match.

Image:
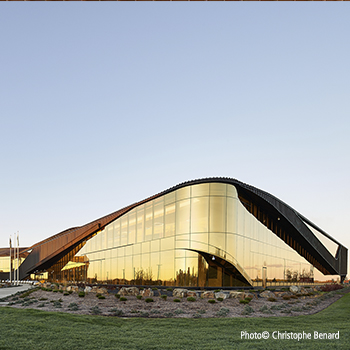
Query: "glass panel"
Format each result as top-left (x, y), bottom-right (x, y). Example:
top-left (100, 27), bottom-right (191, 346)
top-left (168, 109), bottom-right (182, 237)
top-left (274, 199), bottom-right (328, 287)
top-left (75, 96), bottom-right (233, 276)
top-left (107, 224), bottom-right (114, 248)
top-left (151, 252), bottom-right (160, 282)
top-left (128, 212), bottom-right (136, 244)
top-left (227, 197), bottom-right (237, 233)
top-left (210, 196), bottom-right (226, 232)
top-left (176, 199), bottom-right (190, 234)
top-left (145, 203), bottom-right (153, 241)
top-left (151, 239), bottom-right (160, 253)
top-left (191, 196), bottom-right (209, 233)
top-left (161, 237), bottom-right (174, 251)
top-left (133, 243), bottom-right (141, 255)
top-left (114, 220), bottom-right (120, 247)
top-left (136, 207), bottom-right (144, 243)
top-left (191, 183), bottom-right (209, 197)
top-left (176, 186), bottom-right (190, 201)
top-left (209, 232), bottom-right (226, 252)
top-left (164, 204), bottom-right (175, 237)
top-left (164, 192), bottom-right (175, 205)
top-left (210, 183), bottom-right (227, 196)
top-left (142, 241), bottom-right (150, 254)
top-left (121, 216), bottom-right (128, 246)
top-left (153, 202), bottom-right (164, 239)
top-left (161, 250), bottom-right (174, 285)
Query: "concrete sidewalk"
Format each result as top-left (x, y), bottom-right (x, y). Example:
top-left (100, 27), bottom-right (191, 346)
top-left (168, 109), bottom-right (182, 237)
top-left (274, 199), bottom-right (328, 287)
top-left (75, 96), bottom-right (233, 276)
top-left (0, 284), bottom-right (34, 301)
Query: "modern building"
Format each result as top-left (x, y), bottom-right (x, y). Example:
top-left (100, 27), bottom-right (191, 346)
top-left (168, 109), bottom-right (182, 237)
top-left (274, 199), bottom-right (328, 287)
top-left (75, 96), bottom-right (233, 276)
top-left (6, 178), bottom-right (348, 287)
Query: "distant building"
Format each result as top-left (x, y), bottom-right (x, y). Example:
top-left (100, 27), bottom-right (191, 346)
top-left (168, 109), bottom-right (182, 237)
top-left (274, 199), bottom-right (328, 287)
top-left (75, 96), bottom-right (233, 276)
top-left (5, 178), bottom-right (348, 287)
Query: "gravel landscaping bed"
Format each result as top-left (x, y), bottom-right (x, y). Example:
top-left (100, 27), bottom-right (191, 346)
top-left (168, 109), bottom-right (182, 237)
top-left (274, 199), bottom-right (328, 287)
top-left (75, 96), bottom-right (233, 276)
top-left (1, 284), bottom-right (348, 319)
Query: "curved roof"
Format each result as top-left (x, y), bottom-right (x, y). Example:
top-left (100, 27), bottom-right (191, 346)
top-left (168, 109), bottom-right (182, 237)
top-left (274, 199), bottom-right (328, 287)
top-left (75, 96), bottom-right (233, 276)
top-left (19, 177), bottom-right (347, 280)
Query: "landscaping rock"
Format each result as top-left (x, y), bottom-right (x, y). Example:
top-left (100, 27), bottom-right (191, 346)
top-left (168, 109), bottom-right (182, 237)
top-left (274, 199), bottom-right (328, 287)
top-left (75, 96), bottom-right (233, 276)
top-left (215, 292), bottom-right (228, 300)
top-left (84, 286), bottom-right (92, 293)
top-left (119, 287), bottom-right (139, 296)
top-left (259, 290), bottom-right (276, 298)
top-left (91, 287), bottom-right (108, 294)
top-left (244, 293), bottom-right (255, 300)
top-left (202, 291), bottom-right (215, 299)
top-left (187, 291), bottom-right (199, 297)
top-left (229, 291), bottom-right (245, 299)
top-left (173, 288), bottom-right (188, 298)
top-left (140, 288), bottom-right (154, 297)
top-left (290, 286), bottom-right (301, 294)
top-left (67, 285), bottom-right (79, 292)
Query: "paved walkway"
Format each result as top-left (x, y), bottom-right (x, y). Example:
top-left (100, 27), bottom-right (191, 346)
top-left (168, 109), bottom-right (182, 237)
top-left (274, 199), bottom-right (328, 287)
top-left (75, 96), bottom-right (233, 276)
top-left (0, 284), bottom-right (34, 301)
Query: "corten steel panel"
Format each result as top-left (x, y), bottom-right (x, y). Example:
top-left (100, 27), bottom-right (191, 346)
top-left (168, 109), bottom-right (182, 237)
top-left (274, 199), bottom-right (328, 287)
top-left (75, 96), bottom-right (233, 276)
top-left (19, 177), bottom-right (347, 280)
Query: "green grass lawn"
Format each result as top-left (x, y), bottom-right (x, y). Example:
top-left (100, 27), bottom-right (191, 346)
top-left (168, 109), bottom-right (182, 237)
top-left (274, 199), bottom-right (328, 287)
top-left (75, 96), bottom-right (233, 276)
top-left (1, 292), bottom-right (349, 350)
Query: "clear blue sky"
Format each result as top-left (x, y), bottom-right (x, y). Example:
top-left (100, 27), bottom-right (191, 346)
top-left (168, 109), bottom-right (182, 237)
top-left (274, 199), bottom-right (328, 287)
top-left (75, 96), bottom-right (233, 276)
top-left (1, 4), bottom-right (349, 277)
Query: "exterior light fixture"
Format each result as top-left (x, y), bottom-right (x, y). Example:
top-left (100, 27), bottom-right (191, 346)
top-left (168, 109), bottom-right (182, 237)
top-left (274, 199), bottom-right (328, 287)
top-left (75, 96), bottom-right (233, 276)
top-left (212, 256), bottom-right (215, 261)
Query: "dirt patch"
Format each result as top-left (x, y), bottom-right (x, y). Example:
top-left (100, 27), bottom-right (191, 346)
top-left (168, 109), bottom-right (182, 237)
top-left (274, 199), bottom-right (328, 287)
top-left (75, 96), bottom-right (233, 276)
top-left (2, 288), bottom-right (346, 318)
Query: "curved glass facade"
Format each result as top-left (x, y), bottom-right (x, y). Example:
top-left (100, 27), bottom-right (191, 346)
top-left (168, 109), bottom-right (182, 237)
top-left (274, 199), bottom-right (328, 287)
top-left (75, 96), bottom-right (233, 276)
top-left (48, 183), bottom-right (318, 287)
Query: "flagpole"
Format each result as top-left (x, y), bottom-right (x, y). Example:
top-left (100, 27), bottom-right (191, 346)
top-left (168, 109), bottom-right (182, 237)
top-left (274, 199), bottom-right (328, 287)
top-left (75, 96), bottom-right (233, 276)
top-left (17, 231), bottom-right (20, 284)
top-left (14, 233), bottom-right (17, 284)
top-left (9, 237), bottom-right (12, 285)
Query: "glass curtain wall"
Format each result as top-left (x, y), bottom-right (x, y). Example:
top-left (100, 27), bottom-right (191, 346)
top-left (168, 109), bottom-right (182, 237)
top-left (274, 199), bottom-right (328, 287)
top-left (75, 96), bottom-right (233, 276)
top-left (54, 183), bottom-right (316, 287)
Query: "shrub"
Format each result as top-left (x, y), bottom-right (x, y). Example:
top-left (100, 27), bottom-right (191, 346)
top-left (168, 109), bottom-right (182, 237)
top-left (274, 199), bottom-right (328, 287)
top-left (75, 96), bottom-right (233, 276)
top-left (63, 292), bottom-right (69, 296)
top-left (38, 298), bottom-right (48, 301)
top-left (136, 295), bottom-right (142, 300)
top-left (281, 309), bottom-right (291, 314)
top-left (173, 299), bottom-right (181, 303)
top-left (214, 289), bottom-right (221, 293)
top-left (241, 305), bottom-right (254, 316)
top-left (68, 302), bottom-right (79, 311)
top-left (217, 307), bottom-right (230, 317)
top-left (78, 292), bottom-right (85, 298)
top-left (140, 312), bottom-right (149, 317)
top-left (152, 287), bottom-right (158, 291)
top-left (58, 290), bottom-right (63, 293)
top-left (166, 288), bottom-right (173, 292)
top-left (208, 299), bottom-right (216, 304)
top-left (268, 297), bottom-right (277, 302)
top-left (187, 297), bottom-right (196, 302)
top-left (90, 306), bottom-right (101, 315)
top-left (160, 295), bottom-right (167, 301)
top-left (150, 310), bottom-right (161, 314)
top-left (53, 290), bottom-right (58, 293)
top-left (259, 305), bottom-right (268, 312)
top-left (96, 293), bottom-right (101, 298)
top-left (245, 297), bottom-right (253, 302)
top-left (98, 295), bottom-right (105, 300)
top-left (139, 287), bottom-right (144, 290)
top-left (217, 297), bottom-right (224, 302)
top-left (291, 306), bottom-right (303, 312)
top-left (53, 301), bottom-right (62, 308)
top-left (68, 291), bottom-right (73, 294)
top-left (115, 294), bottom-right (120, 299)
top-left (145, 298), bottom-right (153, 303)
top-left (37, 303), bottom-right (46, 308)
top-left (164, 312), bottom-right (174, 318)
top-left (109, 308), bottom-right (123, 316)
top-left (174, 308), bottom-right (185, 315)
top-left (239, 299), bottom-right (250, 304)
top-left (120, 297), bottom-right (127, 301)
